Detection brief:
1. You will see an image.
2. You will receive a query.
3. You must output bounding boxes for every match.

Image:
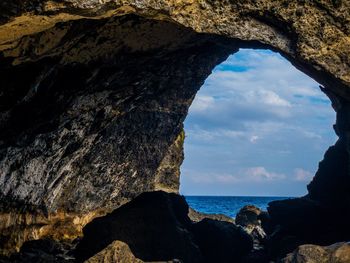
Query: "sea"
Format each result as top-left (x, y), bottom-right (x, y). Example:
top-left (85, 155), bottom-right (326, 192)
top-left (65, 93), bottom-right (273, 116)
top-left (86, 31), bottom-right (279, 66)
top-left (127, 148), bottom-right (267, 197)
top-left (185, 196), bottom-right (293, 218)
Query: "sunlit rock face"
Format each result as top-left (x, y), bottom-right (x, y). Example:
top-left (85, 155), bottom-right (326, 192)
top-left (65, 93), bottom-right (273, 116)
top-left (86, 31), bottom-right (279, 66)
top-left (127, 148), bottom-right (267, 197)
top-left (0, 0), bottom-right (349, 257)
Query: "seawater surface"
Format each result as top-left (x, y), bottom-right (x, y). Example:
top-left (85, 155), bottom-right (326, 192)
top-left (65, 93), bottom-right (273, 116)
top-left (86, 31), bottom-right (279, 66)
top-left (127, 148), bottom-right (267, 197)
top-left (185, 196), bottom-right (293, 218)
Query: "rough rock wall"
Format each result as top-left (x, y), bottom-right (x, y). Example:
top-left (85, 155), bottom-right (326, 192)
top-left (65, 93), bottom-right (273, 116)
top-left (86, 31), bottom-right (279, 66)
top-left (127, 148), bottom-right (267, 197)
top-left (0, 0), bottom-right (349, 255)
top-left (1, 0), bottom-right (349, 95)
top-left (0, 14), bottom-right (237, 253)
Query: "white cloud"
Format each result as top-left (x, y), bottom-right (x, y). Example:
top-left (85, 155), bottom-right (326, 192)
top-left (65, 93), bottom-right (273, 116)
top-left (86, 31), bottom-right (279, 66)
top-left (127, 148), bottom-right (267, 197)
top-left (180, 49), bottom-right (336, 196)
top-left (186, 126), bottom-right (246, 142)
top-left (183, 167), bottom-right (286, 185)
top-left (294, 168), bottom-right (314, 182)
top-left (250, 135), bottom-right (259, 143)
top-left (245, 90), bottom-right (291, 107)
top-left (245, 167), bottom-right (286, 182)
top-left (190, 95), bottom-right (215, 113)
top-left (182, 169), bottom-right (239, 184)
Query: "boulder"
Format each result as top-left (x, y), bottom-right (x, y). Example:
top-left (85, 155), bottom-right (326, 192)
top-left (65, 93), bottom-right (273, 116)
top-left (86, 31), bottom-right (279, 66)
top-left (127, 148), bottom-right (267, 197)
top-left (236, 205), bottom-right (266, 250)
top-left (75, 191), bottom-right (202, 263)
top-left (258, 211), bottom-right (274, 235)
top-left (75, 191), bottom-right (255, 263)
top-left (192, 218), bottom-right (253, 263)
top-left (281, 242), bottom-right (350, 263)
top-left (266, 197), bottom-right (350, 259)
top-left (236, 205), bottom-right (262, 228)
top-left (85, 241), bottom-right (143, 263)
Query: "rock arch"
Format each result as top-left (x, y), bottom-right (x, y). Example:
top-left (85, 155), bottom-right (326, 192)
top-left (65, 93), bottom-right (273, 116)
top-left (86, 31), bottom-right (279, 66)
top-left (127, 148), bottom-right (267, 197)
top-left (0, 0), bottom-right (349, 257)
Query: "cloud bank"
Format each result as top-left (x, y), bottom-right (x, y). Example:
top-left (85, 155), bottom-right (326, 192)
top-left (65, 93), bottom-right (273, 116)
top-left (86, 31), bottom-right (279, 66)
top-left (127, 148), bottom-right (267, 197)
top-left (180, 49), bottom-right (337, 197)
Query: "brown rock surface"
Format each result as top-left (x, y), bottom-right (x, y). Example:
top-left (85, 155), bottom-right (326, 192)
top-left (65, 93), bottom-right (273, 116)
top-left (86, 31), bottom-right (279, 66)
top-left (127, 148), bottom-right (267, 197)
top-left (281, 242), bottom-right (350, 263)
top-left (85, 241), bottom-right (143, 263)
top-left (188, 208), bottom-right (234, 224)
top-left (236, 205), bottom-right (262, 228)
top-left (0, 0), bottom-right (349, 259)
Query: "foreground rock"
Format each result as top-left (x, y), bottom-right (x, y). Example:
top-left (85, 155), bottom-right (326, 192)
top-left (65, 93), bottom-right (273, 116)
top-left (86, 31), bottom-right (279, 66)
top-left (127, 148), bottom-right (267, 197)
top-left (75, 191), bottom-right (253, 263)
top-left (236, 206), bottom-right (266, 246)
top-left (236, 205), bottom-right (266, 242)
top-left (75, 191), bottom-right (202, 262)
top-left (236, 206), bottom-right (269, 263)
top-left (281, 242), bottom-right (350, 263)
top-left (192, 219), bottom-right (253, 263)
top-left (0, 239), bottom-right (75, 263)
top-left (267, 196), bottom-right (350, 259)
top-left (85, 241), bottom-right (143, 263)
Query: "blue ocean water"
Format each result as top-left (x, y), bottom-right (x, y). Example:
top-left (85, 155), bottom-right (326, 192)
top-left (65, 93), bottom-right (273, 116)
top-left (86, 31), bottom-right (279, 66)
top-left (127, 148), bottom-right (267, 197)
top-left (185, 196), bottom-right (292, 218)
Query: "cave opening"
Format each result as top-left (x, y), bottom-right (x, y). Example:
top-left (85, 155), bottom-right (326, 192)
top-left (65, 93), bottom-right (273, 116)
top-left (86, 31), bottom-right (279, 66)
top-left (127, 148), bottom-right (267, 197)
top-left (0, 8), bottom-right (349, 261)
top-left (180, 48), bottom-right (337, 217)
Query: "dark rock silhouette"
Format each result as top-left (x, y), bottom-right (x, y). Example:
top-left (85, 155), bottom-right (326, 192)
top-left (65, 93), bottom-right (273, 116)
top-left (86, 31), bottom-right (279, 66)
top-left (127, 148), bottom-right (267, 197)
top-left (75, 191), bottom-right (202, 262)
top-left (192, 218), bottom-right (253, 263)
top-left (75, 191), bottom-right (253, 263)
top-left (267, 197), bottom-right (350, 259)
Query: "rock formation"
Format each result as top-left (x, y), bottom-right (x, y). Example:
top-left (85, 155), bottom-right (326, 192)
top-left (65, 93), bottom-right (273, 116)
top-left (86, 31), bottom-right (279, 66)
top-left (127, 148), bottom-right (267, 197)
top-left (0, 0), bottom-right (349, 261)
top-left (74, 191), bottom-right (203, 262)
top-left (281, 242), bottom-right (350, 263)
top-left (84, 241), bottom-right (143, 263)
top-left (75, 191), bottom-right (252, 263)
top-left (235, 206), bottom-right (270, 263)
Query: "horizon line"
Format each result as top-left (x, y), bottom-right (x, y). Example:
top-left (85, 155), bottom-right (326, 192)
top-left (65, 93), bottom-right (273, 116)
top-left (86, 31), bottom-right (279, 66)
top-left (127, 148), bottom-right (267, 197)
top-left (182, 194), bottom-right (297, 198)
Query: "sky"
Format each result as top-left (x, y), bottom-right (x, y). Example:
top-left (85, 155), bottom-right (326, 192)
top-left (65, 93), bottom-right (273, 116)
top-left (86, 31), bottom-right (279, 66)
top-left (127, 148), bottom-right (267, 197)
top-left (179, 49), bottom-right (337, 197)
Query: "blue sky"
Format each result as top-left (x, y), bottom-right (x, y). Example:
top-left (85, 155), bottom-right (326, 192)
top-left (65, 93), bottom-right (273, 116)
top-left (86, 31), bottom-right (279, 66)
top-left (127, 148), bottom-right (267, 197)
top-left (179, 49), bottom-right (337, 197)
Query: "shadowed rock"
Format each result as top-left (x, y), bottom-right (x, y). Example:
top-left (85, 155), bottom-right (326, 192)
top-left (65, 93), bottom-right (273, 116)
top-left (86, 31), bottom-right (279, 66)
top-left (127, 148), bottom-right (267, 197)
top-left (75, 191), bottom-right (254, 263)
top-left (267, 197), bottom-right (350, 259)
top-left (1, 239), bottom-right (75, 263)
top-left (192, 219), bottom-right (253, 263)
top-left (75, 191), bottom-right (202, 262)
top-left (0, 0), bottom-right (350, 260)
top-left (236, 205), bottom-right (269, 263)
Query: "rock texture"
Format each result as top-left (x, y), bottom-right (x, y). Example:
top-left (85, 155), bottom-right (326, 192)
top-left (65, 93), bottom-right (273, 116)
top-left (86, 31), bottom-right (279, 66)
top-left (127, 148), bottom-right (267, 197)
top-left (236, 205), bottom-right (262, 228)
top-left (84, 241), bottom-right (143, 263)
top-left (0, 14), bottom-right (236, 253)
top-left (1, 238), bottom-right (75, 263)
top-left (0, 0), bottom-right (349, 260)
top-left (236, 206), bottom-right (266, 246)
top-left (281, 242), bottom-right (350, 263)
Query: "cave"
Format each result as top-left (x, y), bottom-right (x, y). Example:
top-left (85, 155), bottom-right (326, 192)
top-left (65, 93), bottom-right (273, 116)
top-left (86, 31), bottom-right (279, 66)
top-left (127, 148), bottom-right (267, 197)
top-left (0, 1), bottom-right (349, 262)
